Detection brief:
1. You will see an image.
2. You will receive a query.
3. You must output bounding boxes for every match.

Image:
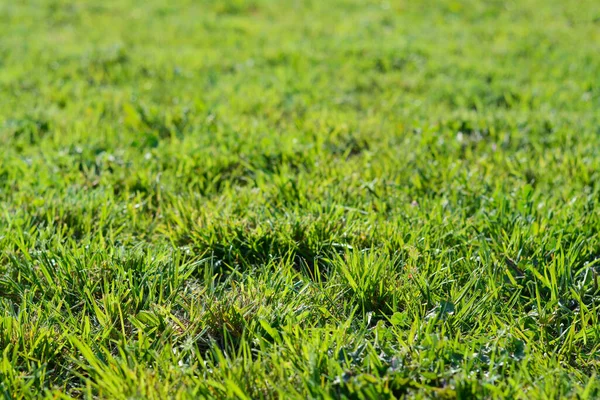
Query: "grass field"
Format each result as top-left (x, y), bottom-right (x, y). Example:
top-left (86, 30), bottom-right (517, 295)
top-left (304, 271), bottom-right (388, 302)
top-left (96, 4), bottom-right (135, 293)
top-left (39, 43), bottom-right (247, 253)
top-left (1, 0), bottom-right (600, 398)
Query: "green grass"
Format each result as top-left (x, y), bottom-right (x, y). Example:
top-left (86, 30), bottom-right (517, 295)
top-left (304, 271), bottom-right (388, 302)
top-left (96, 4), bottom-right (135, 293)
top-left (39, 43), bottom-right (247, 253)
top-left (1, 0), bottom-right (600, 398)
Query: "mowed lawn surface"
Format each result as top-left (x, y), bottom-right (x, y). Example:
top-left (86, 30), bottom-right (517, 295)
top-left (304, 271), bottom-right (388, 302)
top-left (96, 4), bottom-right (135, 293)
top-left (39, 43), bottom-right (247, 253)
top-left (1, 0), bottom-right (600, 398)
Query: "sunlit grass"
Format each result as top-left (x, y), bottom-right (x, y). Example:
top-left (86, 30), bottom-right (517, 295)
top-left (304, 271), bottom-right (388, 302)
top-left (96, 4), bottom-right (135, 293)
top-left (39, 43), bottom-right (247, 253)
top-left (1, 0), bottom-right (600, 398)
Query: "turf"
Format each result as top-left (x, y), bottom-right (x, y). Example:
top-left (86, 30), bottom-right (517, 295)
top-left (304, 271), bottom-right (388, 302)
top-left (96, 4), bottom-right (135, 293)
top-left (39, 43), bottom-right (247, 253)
top-left (1, 0), bottom-right (600, 398)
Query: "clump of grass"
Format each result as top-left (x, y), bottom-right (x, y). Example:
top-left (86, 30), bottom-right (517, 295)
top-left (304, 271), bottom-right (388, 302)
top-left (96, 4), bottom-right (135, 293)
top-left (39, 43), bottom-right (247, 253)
top-left (332, 250), bottom-right (401, 316)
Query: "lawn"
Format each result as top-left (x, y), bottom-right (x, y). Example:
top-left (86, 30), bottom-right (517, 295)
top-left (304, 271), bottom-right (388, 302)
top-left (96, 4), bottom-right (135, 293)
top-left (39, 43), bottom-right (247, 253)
top-left (1, 0), bottom-right (600, 398)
